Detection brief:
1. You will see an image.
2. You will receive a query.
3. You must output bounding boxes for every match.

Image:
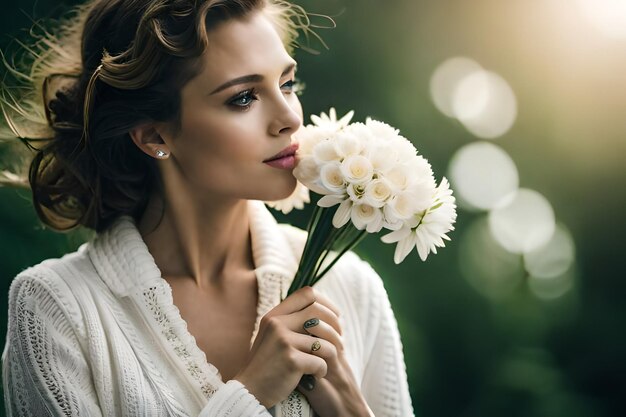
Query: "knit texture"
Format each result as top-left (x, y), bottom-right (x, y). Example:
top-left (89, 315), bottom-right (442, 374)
top-left (3, 201), bottom-right (414, 416)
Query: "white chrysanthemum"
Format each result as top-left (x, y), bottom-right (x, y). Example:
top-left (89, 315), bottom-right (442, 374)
top-left (382, 178), bottom-right (457, 263)
top-left (365, 118), bottom-right (400, 139)
top-left (385, 165), bottom-right (410, 191)
top-left (367, 143), bottom-right (398, 173)
top-left (341, 122), bottom-right (375, 149)
top-left (294, 125), bottom-right (332, 156)
top-left (312, 139), bottom-right (341, 163)
top-left (265, 181), bottom-right (311, 214)
top-left (310, 107), bottom-right (355, 131)
top-left (332, 130), bottom-right (362, 159)
top-left (405, 155), bottom-right (436, 189)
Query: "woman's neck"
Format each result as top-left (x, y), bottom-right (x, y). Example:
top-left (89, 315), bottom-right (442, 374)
top-left (138, 190), bottom-right (254, 291)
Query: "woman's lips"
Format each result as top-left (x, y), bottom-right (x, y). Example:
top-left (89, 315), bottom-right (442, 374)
top-left (264, 155), bottom-right (297, 169)
top-left (264, 143), bottom-right (299, 170)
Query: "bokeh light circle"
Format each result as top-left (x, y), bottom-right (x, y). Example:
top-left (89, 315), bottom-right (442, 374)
top-left (488, 188), bottom-right (556, 254)
top-left (524, 223), bottom-right (576, 279)
top-left (577, 0), bottom-right (626, 40)
top-left (528, 269), bottom-right (576, 300)
top-left (452, 70), bottom-right (518, 139)
top-left (459, 217), bottom-right (525, 300)
top-left (430, 57), bottom-right (483, 118)
top-left (448, 142), bottom-right (519, 211)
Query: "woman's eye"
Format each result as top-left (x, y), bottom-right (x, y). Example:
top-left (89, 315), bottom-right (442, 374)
top-left (281, 79), bottom-right (305, 95)
top-left (228, 89), bottom-right (258, 108)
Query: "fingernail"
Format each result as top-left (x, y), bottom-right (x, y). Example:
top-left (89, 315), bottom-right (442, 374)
top-left (299, 375), bottom-right (316, 391)
top-left (303, 318), bottom-right (319, 330)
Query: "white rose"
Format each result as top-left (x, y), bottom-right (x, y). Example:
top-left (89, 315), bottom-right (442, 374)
top-left (363, 178), bottom-right (393, 208)
top-left (384, 191), bottom-right (421, 223)
top-left (350, 203), bottom-right (384, 233)
top-left (293, 157), bottom-right (327, 195)
top-left (319, 161), bottom-right (346, 194)
top-left (340, 155), bottom-right (373, 185)
top-left (346, 182), bottom-right (367, 203)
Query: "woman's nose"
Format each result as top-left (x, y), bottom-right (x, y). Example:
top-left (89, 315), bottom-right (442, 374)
top-left (268, 96), bottom-right (302, 137)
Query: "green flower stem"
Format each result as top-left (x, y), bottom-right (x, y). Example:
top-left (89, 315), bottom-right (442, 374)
top-left (288, 205), bottom-right (337, 295)
top-left (310, 222), bottom-right (353, 279)
top-left (297, 208), bottom-right (334, 282)
top-left (287, 204), bottom-right (369, 297)
top-left (291, 205), bottom-right (322, 290)
top-left (313, 227), bottom-right (367, 281)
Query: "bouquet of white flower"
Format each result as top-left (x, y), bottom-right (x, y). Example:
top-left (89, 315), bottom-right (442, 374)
top-left (266, 108), bottom-right (457, 296)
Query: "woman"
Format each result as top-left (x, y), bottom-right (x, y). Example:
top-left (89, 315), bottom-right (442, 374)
top-left (1, 0), bottom-right (415, 415)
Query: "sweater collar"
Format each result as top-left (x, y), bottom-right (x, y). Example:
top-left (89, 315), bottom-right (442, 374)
top-left (87, 200), bottom-right (298, 298)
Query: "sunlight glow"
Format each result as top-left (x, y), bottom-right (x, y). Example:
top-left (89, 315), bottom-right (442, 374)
top-left (577, 0), bottom-right (626, 40)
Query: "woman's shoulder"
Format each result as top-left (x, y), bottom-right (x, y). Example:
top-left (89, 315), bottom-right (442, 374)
top-left (7, 245), bottom-right (98, 327)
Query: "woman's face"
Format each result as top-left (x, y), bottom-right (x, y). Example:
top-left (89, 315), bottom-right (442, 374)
top-left (160, 10), bottom-right (303, 202)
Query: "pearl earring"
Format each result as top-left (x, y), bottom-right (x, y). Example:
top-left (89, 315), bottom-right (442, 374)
top-left (155, 149), bottom-right (169, 159)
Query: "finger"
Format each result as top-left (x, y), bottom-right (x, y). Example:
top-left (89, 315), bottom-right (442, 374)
top-left (266, 286), bottom-right (316, 318)
top-left (297, 375), bottom-right (336, 399)
top-left (293, 333), bottom-right (339, 367)
top-left (311, 291), bottom-right (341, 318)
top-left (289, 316), bottom-right (344, 352)
top-left (291, 349), bottom-right (328, 380)
top-left (298, 302), bottom-right (343, 336)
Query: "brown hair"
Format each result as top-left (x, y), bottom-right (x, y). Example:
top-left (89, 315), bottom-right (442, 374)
top-left (0, 0), bottom-right (315, 232)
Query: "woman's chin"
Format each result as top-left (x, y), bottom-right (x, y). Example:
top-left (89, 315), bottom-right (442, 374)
top-left (263, 176), bottom-right (297, 201)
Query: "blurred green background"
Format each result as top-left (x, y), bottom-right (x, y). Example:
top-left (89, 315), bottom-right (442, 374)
top-left (1, 0), bottom-right (625, 416)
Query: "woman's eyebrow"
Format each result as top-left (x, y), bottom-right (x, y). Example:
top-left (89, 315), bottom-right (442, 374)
top-left (209, 63), bottom-right (297, 95)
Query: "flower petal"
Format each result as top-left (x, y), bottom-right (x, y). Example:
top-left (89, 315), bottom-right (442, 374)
top-left (381, 225), bottom-right (412, 244)
top-left (332, 199), bottom-right (353, 228)
top-left (318, 194), bottom-right (345, 208)
top-left (393, 233), bottom-right (416, 264)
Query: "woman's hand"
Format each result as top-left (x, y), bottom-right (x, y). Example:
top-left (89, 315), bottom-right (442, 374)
top-left (296, 324), bottom-right (372, 417)
top-left (233, 286), bottom-right (347, 409)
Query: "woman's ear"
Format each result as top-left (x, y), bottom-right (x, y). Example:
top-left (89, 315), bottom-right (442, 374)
top-left (129, 123), bottom-right (171, 159)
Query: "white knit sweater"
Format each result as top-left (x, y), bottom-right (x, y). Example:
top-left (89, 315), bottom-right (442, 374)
top-left (2, 201), bottom-right (414, 416)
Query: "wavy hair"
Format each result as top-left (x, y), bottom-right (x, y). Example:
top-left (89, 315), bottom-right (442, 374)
top-left (0, 0), bottom-right (321, 232)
